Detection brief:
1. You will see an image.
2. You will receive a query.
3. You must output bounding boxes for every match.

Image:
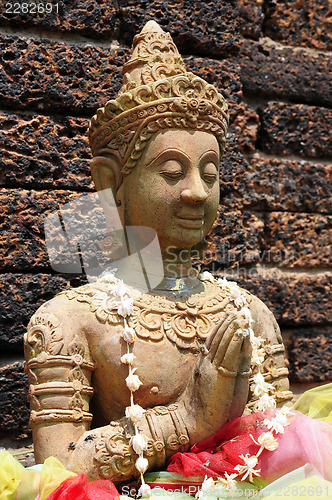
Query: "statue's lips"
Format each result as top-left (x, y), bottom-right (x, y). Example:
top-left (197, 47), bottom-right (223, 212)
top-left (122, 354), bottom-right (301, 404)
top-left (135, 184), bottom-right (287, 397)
top-left (176, 215), bottom-right (204, 229)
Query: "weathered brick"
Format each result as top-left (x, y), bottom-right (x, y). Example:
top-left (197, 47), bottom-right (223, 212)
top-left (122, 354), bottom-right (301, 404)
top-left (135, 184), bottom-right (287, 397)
top-left (237, 0), bottom-right (264, 39)
top-left (185, 58), bottom-right (259, 154)
top-left (0, 361), bottom-right (29, 439)
top-left (215, 272), bottom-right (332, 326)
top-left (259, 102), bottom-right (332, 159)
top-left (119, 0), bottom-right (240, 57)
top-left (219, 132), bottom-right (251, 198)
top-left (0, 189), bottom-right (84, 272)
top-left (263, 212), bottom-right (332, 268)
top-left (0, 112), bottom-right (92, 190)
top-left (0, 34), bottom-right (243, 116)
top-left (0, 1), bottom-right (118, 38)
top-left (281, 274), bottom-right (332, 325)
top-left (184, 56), bottom-right (242, 104)
top-left (237, 156), bottom-right (332, 214)
top-left (0, 273), bottom-right (87, 352)
top-left (203, 208), bottom-right (265, 269)
top-left (0, 34), bottom-right (127, 113)
top-left (240, 39), bottom-right (332, 107)
top-left (283, 327), bottom-right (332, 382)
top-left (204, 211), bottom-right (332, 271)
top-left (265, 0), bottom-right (332, 51)
top-left (229, 102), bottom-right (259, 155)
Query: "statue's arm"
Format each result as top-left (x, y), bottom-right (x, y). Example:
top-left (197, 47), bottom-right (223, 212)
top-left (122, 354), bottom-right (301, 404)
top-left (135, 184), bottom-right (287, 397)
top-left (245, 294), bottom-right (293, 412)
top-left (25, 297), bottom-right (252, 484)
top-left (24, 299), bottom-right (192, 484)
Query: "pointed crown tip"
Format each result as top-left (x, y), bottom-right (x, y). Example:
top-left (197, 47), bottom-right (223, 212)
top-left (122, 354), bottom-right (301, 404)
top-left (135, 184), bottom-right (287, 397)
top-left (141, 20), bottom-right (164, 33)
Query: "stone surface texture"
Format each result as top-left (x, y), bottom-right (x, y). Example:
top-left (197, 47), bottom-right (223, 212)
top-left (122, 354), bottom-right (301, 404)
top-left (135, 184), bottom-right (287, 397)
top-left (264, 0), bottom-right (332, 51)
top-left (0, 1), bottom-right (331, 440)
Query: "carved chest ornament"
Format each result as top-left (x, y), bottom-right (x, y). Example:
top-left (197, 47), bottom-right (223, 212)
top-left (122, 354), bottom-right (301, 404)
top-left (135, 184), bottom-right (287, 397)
top-left (64, 278), bottom-right (242, 350)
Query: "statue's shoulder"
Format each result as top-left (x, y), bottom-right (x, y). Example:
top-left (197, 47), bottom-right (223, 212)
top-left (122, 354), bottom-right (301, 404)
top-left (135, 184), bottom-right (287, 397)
top-left (211, 275), bottom-right (282, 345)
top-left (25, 281), bottom-right (99, 363)
top-left (246, 292), bottom-right (283, 345)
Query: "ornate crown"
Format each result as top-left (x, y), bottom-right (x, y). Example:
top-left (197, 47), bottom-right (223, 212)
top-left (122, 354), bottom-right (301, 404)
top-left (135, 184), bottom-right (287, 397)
top-left (88, 21), bottom-right (229, 174)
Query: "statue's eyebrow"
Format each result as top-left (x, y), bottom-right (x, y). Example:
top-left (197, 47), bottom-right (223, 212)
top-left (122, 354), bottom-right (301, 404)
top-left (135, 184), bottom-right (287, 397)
top-left (199, 150), bottom-right (219, 163)
top-left (146, 149), bottom-right (190, 168)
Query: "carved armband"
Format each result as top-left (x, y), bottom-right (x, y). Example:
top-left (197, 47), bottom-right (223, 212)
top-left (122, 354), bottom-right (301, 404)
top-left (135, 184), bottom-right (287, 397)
top-left (145, 404), bottom-right (190, 465)
top-left (24, 312), bottom-right (95, 426)
top-left (93, 404), bottom-right (190, 481)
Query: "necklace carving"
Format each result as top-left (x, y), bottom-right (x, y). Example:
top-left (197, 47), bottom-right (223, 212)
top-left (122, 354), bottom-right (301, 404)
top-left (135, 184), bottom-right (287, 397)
top-left (64, 280), bottom-right (245, 350)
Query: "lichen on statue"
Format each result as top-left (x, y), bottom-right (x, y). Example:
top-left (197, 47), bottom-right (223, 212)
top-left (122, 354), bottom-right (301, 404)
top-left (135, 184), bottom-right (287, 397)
top-left (24, 21), bottom-right (293, 488)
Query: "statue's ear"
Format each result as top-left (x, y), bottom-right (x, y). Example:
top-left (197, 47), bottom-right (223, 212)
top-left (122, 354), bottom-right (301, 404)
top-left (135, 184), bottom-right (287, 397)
top-left (90, 156), bottom-right (123, 206)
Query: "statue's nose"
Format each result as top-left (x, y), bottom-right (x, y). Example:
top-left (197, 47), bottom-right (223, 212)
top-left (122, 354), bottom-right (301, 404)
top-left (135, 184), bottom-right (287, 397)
top-left (180, 175), bottom-right (208, 204)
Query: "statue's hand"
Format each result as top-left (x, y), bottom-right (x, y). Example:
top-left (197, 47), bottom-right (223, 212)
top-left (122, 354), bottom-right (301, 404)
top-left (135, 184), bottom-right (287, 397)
top-left (181, 310), bottom-right (252, 443)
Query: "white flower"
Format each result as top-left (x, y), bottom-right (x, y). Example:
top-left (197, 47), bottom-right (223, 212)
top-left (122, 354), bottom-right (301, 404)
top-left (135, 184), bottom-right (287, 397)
top-left (138, 482), bottom-right (152, 498)
top-left (252, 348), bottom-right (265, 366)
top-left (126, 371), bottom-right (143, 392)
top-left (249, 329), bottom-right (264, 349)
top-left (135, 456), bottom-right (149, 473)
top-left (196, 476), bottom-right (215, 499)
top-left (199, 271), bottom-right (215, 283)
top-left (241, 306), bottom-right (253, 324)
top-left (218, 472), bottom-right (238, 492)
top-left (125, 404), bottom-right (146, 423)
top-left (130, 433), bottom-right (149, 455)
top-left (234, 454), bottom-right (261, 483)
top-left (116, 297), bottom-right (134, 317)
top-left (99, 268), bottom-right (119, 282)
top-left (116, 283), bottom-right (128, 297)
top-left (122, 325), bottom-right (136, 343)
top-left (255, 393), bottom-right (276, 411)
top-left (216, 277), bottom-right (238, 290)
top-left (237, 328), bottom-right (251, 338)
top-left (121, 352), bottom-right (136, 364)
top-left (279, 405), bottom-right (292, 416)
top-left (107, 281), bottom-right (127, 297)
top-left (257, 431), bottom-right (279, 451)
top-left (264, 410), bottom-right (290, 434)
top-left (251, 372), bottom-right (275, 397)
top-left (229, 287), bottom-right (247, 308)
top-left (251, 431), bottom-right (279, 456)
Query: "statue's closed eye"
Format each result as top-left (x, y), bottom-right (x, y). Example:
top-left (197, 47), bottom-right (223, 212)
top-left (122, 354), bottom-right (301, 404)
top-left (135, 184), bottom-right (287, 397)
top-left (202, 162), bottom-right (218, 183)
top-left (159, 160), bottom-right (183, 180)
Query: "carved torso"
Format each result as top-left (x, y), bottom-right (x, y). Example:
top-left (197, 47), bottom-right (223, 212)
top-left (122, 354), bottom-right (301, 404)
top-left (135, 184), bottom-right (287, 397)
top-left (24, 276), bottom-right (293, 431)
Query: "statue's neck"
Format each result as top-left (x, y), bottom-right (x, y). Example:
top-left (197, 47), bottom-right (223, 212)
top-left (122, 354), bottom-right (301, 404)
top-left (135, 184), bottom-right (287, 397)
top-left (151, 248), bottom-right (204, 299)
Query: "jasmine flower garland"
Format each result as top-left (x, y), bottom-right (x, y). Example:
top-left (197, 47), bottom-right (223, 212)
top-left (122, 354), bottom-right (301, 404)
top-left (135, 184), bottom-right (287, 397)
top-left (99, 270), bottom-right (151, 498)
top-left (195, 273), bottom-right (294, 495)
top-left (101, 269), bottom-right (292, 498)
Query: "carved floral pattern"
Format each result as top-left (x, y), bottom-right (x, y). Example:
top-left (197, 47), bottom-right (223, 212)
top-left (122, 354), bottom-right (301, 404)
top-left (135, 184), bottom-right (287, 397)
top-left (64, 281), bottom-right (234, 350)
top-left (25, 312), bottom-right (64, 358)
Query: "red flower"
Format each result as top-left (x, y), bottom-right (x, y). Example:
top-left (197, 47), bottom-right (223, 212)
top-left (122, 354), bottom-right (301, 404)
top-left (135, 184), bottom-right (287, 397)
top-left (46, 473), bottom-right (120, 500)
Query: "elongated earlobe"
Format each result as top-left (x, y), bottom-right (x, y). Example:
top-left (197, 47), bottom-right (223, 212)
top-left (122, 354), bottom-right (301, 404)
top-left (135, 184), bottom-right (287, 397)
top-left (90, 156), bottom-right (123, 206)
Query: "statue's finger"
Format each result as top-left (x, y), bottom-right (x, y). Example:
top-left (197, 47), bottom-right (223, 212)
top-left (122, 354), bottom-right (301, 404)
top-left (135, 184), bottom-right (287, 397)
top-left (216, 325), bottom-right (247, 371)
top-left (207, 313), bottom-right (236, 360)
top-left (238, 334), bottom-right (252, 375)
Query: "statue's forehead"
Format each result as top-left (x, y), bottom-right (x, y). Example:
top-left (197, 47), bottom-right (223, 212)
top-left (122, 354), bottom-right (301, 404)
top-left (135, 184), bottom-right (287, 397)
top-left (144, 129), bottom-right (220, 157)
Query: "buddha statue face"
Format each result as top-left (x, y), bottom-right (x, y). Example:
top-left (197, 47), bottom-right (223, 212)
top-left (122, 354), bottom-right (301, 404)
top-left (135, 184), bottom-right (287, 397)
top-left (115, 128), bottom-right (220, 252)
top-left (89, 21), bottom-right (228, 265)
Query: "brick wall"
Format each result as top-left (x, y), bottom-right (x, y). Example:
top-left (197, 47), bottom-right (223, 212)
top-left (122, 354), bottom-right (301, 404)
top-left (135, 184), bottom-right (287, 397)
top-left (0, 0), bottom-right (331, 441)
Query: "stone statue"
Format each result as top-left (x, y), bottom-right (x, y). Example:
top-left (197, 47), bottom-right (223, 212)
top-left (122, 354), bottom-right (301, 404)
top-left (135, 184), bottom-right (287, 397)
top-left (24, 21), bottom-right (292, 488)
